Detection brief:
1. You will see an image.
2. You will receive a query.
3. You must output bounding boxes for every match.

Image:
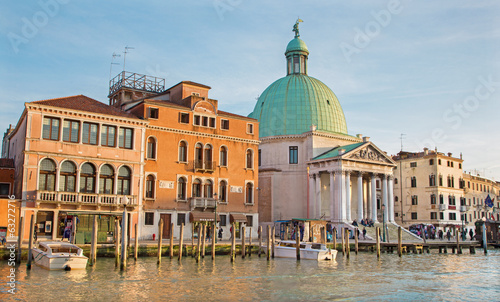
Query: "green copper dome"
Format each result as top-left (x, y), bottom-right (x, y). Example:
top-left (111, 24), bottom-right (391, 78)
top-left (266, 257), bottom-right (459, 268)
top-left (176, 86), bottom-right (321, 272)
top-left (249, 24), bottom-right (348, 138)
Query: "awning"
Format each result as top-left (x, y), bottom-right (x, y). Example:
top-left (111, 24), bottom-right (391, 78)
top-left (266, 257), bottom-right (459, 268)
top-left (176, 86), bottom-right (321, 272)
top-left (190, 212), bottom-right (220, 222)
top-left (230, 213), bottom-right (247, 223)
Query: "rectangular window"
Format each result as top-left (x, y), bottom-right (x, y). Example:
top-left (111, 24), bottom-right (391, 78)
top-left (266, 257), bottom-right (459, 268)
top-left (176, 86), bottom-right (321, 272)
top-left (411, 195), bottom-right (418, 205)
top-left (194, 115), bottom-right (201, 126)
top-left (62, 120), bottom-right (80, 143)
top-left (42, 117), bottom-right (60, 140)
top-left (246, 216), bottom-right (253, 227)
top-left (145, 212), bottom-right (154, 225)
top-left (438, 159), bottom-right (441, 165)
top-left (202, 116), bottom-right (208, 127)
top-left (101, 125), bottom-right (116, 147)
top-left (258, 149), bottom-right (261, 167)
top-left (149, 108), bottom-right (159, 119)
top-left (430, 212), bottom-right (437, 220)
top-left (0, 183), bottom-right (10, 196)
top-left (118, 128), bottom-right (133, 149)
top-left (430, 194), bottom-right (436, 204)
top-left (177, 213), bottom-right (186, 226)
top-left (221, 119), bottom-right (229, 130)
top-left (289, 146), bottom-right (298, 164)
top-left (220, 215), bottom-right (227, 226)
top-left (209, 117), bottom-right (216, 128)
top-left (82, 122), bottom-right (98, 145)
top-left (410, 162), bottom-right (417, 168)
top-left (179, 113), bottom-right (189, 124)
top-left (449, 213), bottom-right (456, 220)
top-left (411, 212), bottom-right (417, 220)
top-left (429, 159), bottom-right (434, 165)
top-left (247, 123), bottom-right (254, 134)
top-left (439, 212), bottom-right (444, 220)
top-left (459, 163), bottom-right (462, 169)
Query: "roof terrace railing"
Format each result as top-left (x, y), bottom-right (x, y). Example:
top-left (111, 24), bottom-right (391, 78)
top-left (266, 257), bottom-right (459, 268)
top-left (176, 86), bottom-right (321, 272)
top-left (109, 71), bottom-right (165, 95)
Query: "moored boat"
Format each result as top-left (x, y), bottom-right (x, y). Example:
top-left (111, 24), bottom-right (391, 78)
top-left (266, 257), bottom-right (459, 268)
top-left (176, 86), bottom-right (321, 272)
top-left (32, 241), bottom-right (88, 270)
top-left (274, 240), bottom-right (337, 260)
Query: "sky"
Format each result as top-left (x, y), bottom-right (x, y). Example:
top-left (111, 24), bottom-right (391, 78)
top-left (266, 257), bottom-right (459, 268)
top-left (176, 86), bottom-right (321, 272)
top-left (1, 0), bottom-right (499, 180)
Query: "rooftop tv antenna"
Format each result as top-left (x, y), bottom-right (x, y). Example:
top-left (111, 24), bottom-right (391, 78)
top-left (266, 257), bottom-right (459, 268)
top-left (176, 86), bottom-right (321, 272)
top-left (109, 52), bottom-right (121, 80)
top-left (123, 46), bottom-right (134, 72)
top-left (400, 133), bottom-right (406, 151)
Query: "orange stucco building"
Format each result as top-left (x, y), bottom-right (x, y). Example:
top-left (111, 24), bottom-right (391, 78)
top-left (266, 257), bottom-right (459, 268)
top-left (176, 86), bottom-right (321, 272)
top-left (121, 81), bottom-right (260, 240)
top-left (4, 95), bottom-right (146, 242)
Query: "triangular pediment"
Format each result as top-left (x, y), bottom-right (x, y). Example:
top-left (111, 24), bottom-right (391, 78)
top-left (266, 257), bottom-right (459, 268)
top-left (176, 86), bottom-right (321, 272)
top-left (346, 143), bottom-right (395, 165)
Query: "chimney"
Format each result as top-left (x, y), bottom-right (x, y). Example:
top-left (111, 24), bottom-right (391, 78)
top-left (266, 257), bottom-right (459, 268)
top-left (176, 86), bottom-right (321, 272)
top-left (460, 152), bottom-right (462, 160)
top-left (448, 152), bottom-right (452, 157)
top-left (362, 136), bottom-right (370, 142)
top-left (423, 147), bottom-right (429, 155)
top-left (356, 134), bottom-right (362, 139)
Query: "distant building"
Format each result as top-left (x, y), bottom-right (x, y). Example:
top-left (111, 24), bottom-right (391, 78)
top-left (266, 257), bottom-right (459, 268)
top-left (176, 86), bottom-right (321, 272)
top-left (0, 158), bottom-right (17, 240)
top-left (392, 148), bottom-right (465, 233)
top-left (462, 173), bottom-right (500, 229)
top-left (115, 78), bottom-right (260, 240)
top-left (3, 95), bottom-right (146, 241)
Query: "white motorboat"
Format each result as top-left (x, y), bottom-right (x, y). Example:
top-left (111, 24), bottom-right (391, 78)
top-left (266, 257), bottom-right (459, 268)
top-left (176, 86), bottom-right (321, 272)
top-left (32, 241), bottom-right (88, 270)
top-left (274, 240), bottom-right (337, 260)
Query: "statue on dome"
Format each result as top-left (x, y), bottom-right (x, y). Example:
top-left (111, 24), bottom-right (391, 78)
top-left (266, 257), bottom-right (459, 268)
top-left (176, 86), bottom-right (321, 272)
top-left (293, 18), bottom-right (303, 38)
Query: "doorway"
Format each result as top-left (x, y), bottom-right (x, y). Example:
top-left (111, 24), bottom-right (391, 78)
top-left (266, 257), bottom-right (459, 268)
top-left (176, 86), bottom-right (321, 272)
top-left (160, 214), bottom-right (171, 239)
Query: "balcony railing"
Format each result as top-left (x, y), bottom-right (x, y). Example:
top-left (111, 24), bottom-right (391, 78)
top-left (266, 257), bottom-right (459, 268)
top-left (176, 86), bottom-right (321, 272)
top-left (439, 204), bottom-right (447, 211)
top-left (192, 160), bottom-right (216, 172)
top-left (189, 197), bottom-right (217, 210)
top-left (37, 191), bottom-right (137, 206)
top-left (460, 205), bottom-right (469, 212)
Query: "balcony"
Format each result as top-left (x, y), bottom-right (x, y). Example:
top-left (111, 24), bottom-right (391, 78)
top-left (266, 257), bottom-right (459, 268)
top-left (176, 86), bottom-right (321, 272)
top-left (460, 205), bottom-right (469, 212)
top-left (439, 204), bottom-right (447, 211)
top-left (192, 160), bottom-right (216, 173)
top-left (189, 197), bottom-right (217, 210)
top-left (36, 191), bottom-right (137, 207)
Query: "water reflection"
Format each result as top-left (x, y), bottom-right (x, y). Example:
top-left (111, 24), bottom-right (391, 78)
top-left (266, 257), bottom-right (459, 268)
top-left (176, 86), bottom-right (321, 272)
top-left (1, 250), bottom-right (499, 301)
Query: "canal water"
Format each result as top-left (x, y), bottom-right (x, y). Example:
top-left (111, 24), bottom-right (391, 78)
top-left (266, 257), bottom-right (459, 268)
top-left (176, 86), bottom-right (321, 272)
top-left (1, 250), bottom-right (499, 301)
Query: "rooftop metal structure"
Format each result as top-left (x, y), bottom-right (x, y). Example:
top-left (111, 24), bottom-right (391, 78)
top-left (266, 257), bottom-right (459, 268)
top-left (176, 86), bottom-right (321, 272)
top-left (109, 71), bottom-right (165, 96)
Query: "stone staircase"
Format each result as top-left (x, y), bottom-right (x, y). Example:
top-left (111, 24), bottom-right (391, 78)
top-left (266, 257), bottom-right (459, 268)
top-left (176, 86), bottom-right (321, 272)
top-left (361, 222), bottom-right (422, 242)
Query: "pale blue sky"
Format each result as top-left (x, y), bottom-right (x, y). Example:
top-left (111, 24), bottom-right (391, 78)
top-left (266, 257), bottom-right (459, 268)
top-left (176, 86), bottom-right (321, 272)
top-left (1, 1), bottom-right (499, 179)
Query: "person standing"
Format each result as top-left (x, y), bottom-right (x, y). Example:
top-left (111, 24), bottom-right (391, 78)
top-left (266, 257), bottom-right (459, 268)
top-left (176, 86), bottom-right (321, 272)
top-left (446, 229), bottom-right (451, 241)
top-left (469, 229), bottom-right (474, 241)
top-left (362, 227), bottom-right (367, 240)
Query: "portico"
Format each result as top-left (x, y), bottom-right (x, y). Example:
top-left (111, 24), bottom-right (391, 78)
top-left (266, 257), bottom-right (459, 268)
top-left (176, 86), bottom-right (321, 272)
top-left (308, 141), bottom-right (396, 226)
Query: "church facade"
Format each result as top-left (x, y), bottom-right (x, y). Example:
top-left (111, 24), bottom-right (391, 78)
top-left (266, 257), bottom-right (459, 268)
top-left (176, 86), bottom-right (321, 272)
top-left (249, 22), bottom-right (396, 229)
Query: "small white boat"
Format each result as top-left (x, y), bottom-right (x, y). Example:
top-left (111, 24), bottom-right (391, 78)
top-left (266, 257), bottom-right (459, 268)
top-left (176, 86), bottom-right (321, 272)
top-left (32, 241), bottom-right (88, 270)
top-left (274, 240), bottom-right (337, 260)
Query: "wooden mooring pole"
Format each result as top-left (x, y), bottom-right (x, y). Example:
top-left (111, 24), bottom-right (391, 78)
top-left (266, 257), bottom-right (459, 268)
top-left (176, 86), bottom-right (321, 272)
top-left (191, 224), bottom-right (195, 258)
top-left (482, 223), bottom-right (487, 255)
top-left (169, 223), bottom-right (174, 259)
top-left (248, 227), bottom-right (252, 257)
top-left (231, 223), bottom-right (236, 262)
top-left (120, 207), bottom-right (128, 270)
top-left (345, 228), bottom-right (350, 259)
top-left (333, 228), bottom-right (337, 251)
top-left (376, 227), bottom-right (381, 258)
top-left (196, 225), bottom-right (201, 263)
top-left (178, 223), bottom-right (184, 261)
top-left (157, 219), bottom-right (163, 265)
top-left (271, 226), bottom-right (276, 259)
top-left (201, 224), bottom-right (206, 258)
top-left (212, 222), bottom-right (216, 260)
top-left (27, 215), bottom-right (34, 269)
top-left (242, 226), bottom-right (246, 258)
top-left (295, 225), bottom-right (300, 261)
top-left (266, 225), bottom-right (270, 261)
top-left (258, 226), bottom-right (262, 257)
top-left (456, 226), bottom-right (461, 254)
top-left (134, 223), bottom-right (138, 261)
top-left (341, 227), bottom-right (345, 256)
top-left (16, 216), bottom-right (24, 264)
top-left (354, 227), bottom-right (358, 255)
top-left (90, 215), bottom-right (98, 266)
top-left (115, 220), bottom-right (120, 267)
top-left (398, 226), bottom-right (403, 257)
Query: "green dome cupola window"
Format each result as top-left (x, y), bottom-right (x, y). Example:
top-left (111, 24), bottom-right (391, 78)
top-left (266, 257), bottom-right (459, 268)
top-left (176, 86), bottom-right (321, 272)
top-left (249, 20), bottom-right (348, 138)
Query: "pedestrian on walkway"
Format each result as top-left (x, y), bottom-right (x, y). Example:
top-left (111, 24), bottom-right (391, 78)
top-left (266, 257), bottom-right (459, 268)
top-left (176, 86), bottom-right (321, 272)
top-left (362, 227), bottom-right (367, 239)
top-left (446, 230), bottom-right (451, 241)
top-left (469, 229), bottom-right (474, 240)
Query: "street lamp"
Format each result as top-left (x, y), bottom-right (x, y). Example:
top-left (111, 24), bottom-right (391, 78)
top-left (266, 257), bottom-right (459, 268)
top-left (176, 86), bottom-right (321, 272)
top-left (382, 204), bottom-right (386, 242)
top-left (213, 192), bottom-right (218, 243)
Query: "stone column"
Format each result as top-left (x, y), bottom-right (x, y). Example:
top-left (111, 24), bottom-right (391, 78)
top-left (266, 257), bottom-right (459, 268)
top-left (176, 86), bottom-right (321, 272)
top-left (315, 173), bottom-right (321, 219)
top-left (357, 173), bottom-right (363, 221)
top-left (371, 174), bottom-right (377, 223)
top-left (52, 210), bottom-right (59, 240)
top-left (345, 171), bottom-right (351, 222)
top-left (382, 174), bottom-right (388, 223)
top-left (338, 170), bottom-right (345, 222)
top-left (329, 171), bottom-right (335, 221)
top-left (309, 174), bottom-right (316, 219)
top-left (388, 176), bottom-right (395, 222)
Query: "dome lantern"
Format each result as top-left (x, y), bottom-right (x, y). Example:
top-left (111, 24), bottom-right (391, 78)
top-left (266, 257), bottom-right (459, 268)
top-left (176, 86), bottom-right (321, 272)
top-left (286, 19), bottom-right (309, 75)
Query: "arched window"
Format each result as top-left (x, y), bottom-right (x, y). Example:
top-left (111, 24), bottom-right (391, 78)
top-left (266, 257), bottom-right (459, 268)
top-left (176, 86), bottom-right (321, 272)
top-left (147, 137), bottom-right (156, 159)
top-left (178, 141), bottom-right (187, 162)
top-left (219, 180), bottom-right (227, 203)
top-left (204, 145), bottom-right (213, 169)
top-left (145, 175), bottom-right (155, 198)
top-left (246, 149), bottom-right (253, 169)
top-left (59, 161), bottom-right (76, 192)
top-left (192, 179), bottom-right (201, 197)
top-left (220, 146), bottom-right (227, 167)
top-left (411, 177), bottom-right (417, 188)
top-left (99, 164), bottom-right (114, 194)
top-left (246, 182), bottom-right (253, 204)
top-left (80, 163), bottom-right (96, 193)
top-left (177, 177), bottom-right (187, 200)
top-left (195, 143), bottom-right (203, 169)
top-left (39, 158), bottom-right (56, 191)
top-left (117, 166), bottom-right (131, 195)
top-left (204, 179), bottom-right (213, 198)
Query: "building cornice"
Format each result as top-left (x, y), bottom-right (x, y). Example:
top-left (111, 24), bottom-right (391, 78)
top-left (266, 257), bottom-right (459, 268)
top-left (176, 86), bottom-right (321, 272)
top-left (147, 125), bottom-right (260, 145)
top-left (260, 130), bottom-right (362, 143)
